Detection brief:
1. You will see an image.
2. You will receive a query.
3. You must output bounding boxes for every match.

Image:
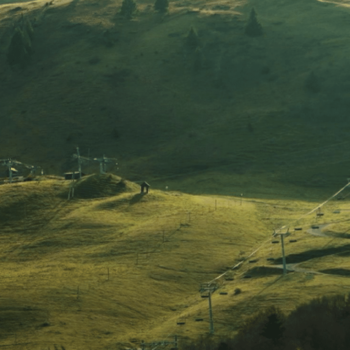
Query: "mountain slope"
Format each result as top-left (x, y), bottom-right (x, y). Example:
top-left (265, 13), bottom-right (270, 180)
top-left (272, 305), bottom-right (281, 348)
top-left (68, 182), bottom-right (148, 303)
top-left (1, 0), bottom-right (350, 193)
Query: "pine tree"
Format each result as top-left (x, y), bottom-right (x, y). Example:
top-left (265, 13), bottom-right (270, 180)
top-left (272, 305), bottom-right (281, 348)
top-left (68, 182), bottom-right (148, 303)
top-left (7, 27), bottom-right (31, 67)
top-left (120, 0), bottom-right (137, 19)
top-left (261, 311), bottom-right (285, 344)
top-left (186, 26), bottom-right (199, 49)
top-left (24, 19), bottom-right (34, 40)
top-left (245, 8), bottom-right (263, 37)
top-left (154, 0), bottom-right (168, 13)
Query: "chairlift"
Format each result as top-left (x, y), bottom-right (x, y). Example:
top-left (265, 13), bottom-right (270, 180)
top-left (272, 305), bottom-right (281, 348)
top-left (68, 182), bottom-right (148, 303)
top-left (249, 259), bottom-right (258, 263)
top-left (316, 208), bottom-right (324, 217)
top-left (289, 239), bottom-right (297, 243)
top-left (333, 210), bottom-right (341, 214)
top-left (243, 275), bottom-right (252, 279)
top-left (311, 225), bottom-right (319, 229)
top-left (176, 322), bottom-right (186, 325)
top-left (219, 292), bottom-right (228, 295)
top-left (195, 318), bottom-right (203, 322)
top-left (201, 294), bottom-right (209, 298)
top-left (225, 277), bottom-right (234, 281)
top-left (272, 240), bottom-right (279, 244)
top-left (266, 257), bottom-right (275, 261)
top-left (294, 227), bottom-right (303, 231)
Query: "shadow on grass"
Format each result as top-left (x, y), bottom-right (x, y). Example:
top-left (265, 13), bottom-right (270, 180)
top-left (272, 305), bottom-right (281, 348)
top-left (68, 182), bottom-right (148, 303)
top-left (320, 268), bottom-right (350, 276)
top-left (243, 266), bottom-right (283, 278)
top-left (130, 193), bottom-right (146, 205)
top-left (0, 303), bottom-right (48, 335)
top-left (326, 232), bottom-right (350, 239)
top-left (272, 243), bottom-right (350, 265)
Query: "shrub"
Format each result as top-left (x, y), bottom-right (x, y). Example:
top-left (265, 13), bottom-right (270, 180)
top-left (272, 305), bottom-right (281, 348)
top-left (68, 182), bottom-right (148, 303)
top-left (234, 288), bottom-right (241, 295)
top-left (154, 0), bottom-right (168, 13)
top-left (245, 8), bottom-right (263, 37)
top-left (120, 0), bottom-right (137, 19)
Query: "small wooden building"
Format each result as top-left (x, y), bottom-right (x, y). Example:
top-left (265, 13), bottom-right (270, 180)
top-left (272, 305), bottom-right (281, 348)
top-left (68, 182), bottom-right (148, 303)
top-left (64, 172), bottom-right (84, 180)
top-left (140, 181), bottom-right (150, 194)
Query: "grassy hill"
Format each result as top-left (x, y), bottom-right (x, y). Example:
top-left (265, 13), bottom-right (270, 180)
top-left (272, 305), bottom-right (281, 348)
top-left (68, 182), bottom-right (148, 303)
top-left (0, 0), bottom-right (350, 193)
top-left (0, 175), bottom-right (347, 349)
top-left (2, 0), bottom-right (350, 348)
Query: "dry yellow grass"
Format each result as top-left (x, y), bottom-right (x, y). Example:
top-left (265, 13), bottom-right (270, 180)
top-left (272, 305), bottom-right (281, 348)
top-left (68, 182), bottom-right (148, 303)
top-left (0, 176), bottom-right (348, 349)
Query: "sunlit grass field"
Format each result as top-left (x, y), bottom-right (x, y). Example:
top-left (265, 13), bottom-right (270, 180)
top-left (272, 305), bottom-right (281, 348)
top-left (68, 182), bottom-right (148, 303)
top-left (0, 175), bottom-right (348, 349)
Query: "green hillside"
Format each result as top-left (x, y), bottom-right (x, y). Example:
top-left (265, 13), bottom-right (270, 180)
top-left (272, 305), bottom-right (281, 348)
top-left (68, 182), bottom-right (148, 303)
top-left (2, 0), bottom-right (350, 348)
top-left (0, 0), bottom-right (350, 193)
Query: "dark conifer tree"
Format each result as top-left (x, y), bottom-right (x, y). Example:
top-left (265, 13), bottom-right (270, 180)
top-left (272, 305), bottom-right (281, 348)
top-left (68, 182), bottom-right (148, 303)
top-left (24, 19), bottom-right (34, 40)
top-left (261, 312), bottom-right (285, 344)
top-left (7, 27), bottom-right (31, 67)
top-left (186, 26), bottom-right (199, 49)
top-left (154, 0), bottom-right (168, 13)
top-left (120, 0), bottom-right (137, 19)
top-left (245, 8), bottom-right (263, 37)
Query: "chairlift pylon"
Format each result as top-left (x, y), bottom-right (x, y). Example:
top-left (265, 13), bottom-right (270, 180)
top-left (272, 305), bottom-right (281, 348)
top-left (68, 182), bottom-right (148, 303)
top-left (92, 155), bottom-right (118, 174)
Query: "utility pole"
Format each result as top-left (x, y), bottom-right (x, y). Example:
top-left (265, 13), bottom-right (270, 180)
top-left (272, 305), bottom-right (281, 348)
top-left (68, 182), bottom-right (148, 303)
top-left (8, 159), bottom-right (13, 183)
top-left (73, 147), bottom-right (91, 179)
top-left (76, 147), bottom-right (82, 179)
top-left (68, 179), bottom-right (75, 200)
top-left (272, 229), bottom-right (291, 275)
top-left (200, 283), bottom-right (217, 334)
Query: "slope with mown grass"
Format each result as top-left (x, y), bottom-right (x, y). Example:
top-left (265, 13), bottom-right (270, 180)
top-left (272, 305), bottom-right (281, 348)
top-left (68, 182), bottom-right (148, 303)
top-left (0, 177), bottom-right (350, 348)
